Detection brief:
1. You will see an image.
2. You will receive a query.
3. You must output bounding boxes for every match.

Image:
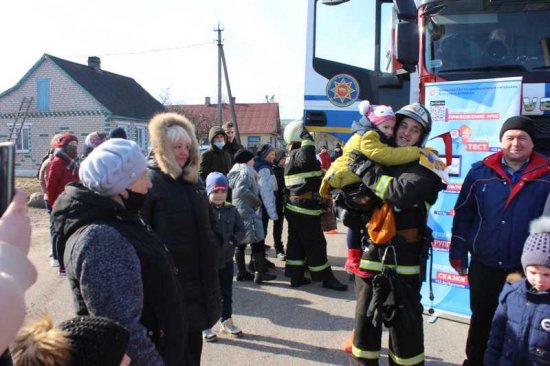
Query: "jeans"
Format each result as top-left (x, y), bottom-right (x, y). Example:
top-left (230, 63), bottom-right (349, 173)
top-left (219, 260), bottom-right (234, 322)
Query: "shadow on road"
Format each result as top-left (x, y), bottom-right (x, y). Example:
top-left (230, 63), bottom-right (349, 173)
top-left (232, 281), bottom-right (354, 332)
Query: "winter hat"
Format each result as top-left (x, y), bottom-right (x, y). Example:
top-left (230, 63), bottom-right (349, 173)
top-left (59, 316), bottom-right (129, 366)
top-left (358, 100), bottom-right (395, 126)
top-left (499, 116), bottom-right (535, 141)
top-left (109, 127), bottom-right (128, 140)
top-left (257, 143), bottom-right (275, 160)
top-left (79, 139), bottom-right (147, 196)
top-left (234, 149), bottom-right (254, 164)
top-left (521, 216), bottom-right (550, 272)
top-left (55, 133), bottom-right (78, 149)
top-left (274, 149), bottom-right (287, 164)
top-left (206, 172), bottom-right (228, 195)
top-left (84, 131), bottom-right (107, 148)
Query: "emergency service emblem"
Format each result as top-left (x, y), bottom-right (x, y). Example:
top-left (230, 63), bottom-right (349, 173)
top-left (326, 74), bottom-right (360, 107)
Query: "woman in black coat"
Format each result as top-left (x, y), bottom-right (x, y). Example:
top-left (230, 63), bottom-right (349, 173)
top-left (141, 112), bottom-right (220, 366)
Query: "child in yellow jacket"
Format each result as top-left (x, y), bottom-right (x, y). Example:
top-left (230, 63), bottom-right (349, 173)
top-left (320, 100), bottom-right (423, 277)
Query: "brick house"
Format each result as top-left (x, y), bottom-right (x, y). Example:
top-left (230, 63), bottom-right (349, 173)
top-left (0, 54), bottom-right (164, 176)
top-left (169, 98), bottom-right (281, 150)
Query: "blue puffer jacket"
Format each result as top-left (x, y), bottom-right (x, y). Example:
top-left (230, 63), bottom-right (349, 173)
top-left (485, 278), bottom-right (550, 366)
top-left (450, 151), bottom-right (550, 270)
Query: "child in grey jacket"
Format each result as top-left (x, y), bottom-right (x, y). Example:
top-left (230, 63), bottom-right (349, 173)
top-left (227, 150), bottom-right (277, 285)
top-left (202, 172), bottom-right (246, 342)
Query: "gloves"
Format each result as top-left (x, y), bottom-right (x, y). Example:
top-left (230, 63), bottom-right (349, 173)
top-left (300, 128), bottom-right (314, 141)
top-left (348, 150), bottom-right (374, 178)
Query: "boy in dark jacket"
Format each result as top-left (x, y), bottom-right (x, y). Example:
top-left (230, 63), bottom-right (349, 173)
top-left (203, 172), bottom-right (246, 343)
top-left (485, 215), bottom-right (550, 366)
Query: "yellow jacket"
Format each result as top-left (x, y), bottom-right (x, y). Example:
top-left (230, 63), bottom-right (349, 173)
top-left (320, 130), bottom-right (420, 198)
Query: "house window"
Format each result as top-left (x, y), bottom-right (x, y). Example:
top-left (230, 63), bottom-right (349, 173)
top-left (36, 79), bottom-right (50, 111)
top-left (247, 136), bottom-right (261, 148)
top-left (135, 125), bottom-right (147, 152)
top-left (9, 125), bottom-right (31, 152)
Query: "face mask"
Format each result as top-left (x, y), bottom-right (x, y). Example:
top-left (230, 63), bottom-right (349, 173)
top-left (121, 190), bottom-right (147, 212)
top-left (213, 141), bottom-right (225, 150)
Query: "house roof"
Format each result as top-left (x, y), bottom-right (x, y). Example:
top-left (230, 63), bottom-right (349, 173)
top-left (1, 54), bottom-right (164, 120)
top-left (169, 102), bottom-right (280, 135)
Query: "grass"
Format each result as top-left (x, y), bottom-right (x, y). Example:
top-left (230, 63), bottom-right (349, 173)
top-left (16, 177), bottom-right (42, 196)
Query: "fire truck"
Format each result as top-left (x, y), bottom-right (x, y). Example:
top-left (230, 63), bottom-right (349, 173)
top-left (304, 0), bottom-right (550, 152)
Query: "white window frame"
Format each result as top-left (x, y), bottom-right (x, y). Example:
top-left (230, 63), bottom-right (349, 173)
top-left (247, 135), bottom-right (261, 148)
top-left (135, 125), bottom-right (147, 152)
top-left (8, 123), bottom-right (31, 152)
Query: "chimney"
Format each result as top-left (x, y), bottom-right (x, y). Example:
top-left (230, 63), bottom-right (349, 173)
top-left (205, 97), bottom-right (211, 105)
top-left (87, 56), bottom-right (101, 71)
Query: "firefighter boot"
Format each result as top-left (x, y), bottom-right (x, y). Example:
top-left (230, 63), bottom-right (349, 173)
top-left (344, 249), bottom-right (362, 274)
top-left (290, 269), bottom-right (312, 288)
top-left (345, 249), bottom-right (372, 278)
top-left (322, 269), bottom-right (348, 291)
top-left (252, 252), bottom-right (276, 284)
top-left (235, 250), bottom-right (254, 282)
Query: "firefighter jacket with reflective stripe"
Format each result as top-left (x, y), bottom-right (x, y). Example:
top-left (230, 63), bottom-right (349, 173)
top-left (285, 139), bottom-right (323, 214)
top-left (362, 160), bottom-right (443, 242)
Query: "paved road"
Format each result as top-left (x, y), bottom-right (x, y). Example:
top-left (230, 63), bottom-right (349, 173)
top-left (25, 207), bottom-right (468, 365)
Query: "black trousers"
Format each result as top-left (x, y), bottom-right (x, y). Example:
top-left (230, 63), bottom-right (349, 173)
top-left (351, 244), bottom-right (424, 366)
top-left (464, 259), bottom-right (510, 366)
top-left (185, 331), bottom-right (203, 366)
top-left (284, 210), bottom-right (331, 281)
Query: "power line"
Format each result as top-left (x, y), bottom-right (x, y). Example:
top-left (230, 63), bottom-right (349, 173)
top-left (65, 41), bottom-right (213, 57)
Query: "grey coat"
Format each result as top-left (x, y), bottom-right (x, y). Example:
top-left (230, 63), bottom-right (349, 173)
top-left (227, 163), bottom-right (265, 244)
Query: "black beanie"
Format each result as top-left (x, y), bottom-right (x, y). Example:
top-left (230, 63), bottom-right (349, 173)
top-left (109, 127), bottom-right (128, 140)
top-left (234, 149), bottom-right (254, 164)
top-left (257, 143), bottom-right (275, 160)
top-left (59, 316), bottom-right (129, 366)
top-left (499, 116), bottom-right (535, 141)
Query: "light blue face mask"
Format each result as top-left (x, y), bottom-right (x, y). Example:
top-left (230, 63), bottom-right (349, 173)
top-left (213, 141), bottom-right (225, 150)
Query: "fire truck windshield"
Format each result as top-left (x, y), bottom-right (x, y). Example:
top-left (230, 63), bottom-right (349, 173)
top-left (423, 3), bottom-right (550, 74)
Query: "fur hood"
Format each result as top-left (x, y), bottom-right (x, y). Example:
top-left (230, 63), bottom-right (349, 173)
top-left (148, 112), bottom-right (200, 183)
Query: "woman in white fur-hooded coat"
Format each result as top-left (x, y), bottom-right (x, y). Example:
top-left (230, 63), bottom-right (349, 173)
top-left (141, 112), bottom-right (220, 366)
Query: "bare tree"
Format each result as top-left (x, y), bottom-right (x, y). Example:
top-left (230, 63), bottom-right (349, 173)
top-left (170, 106), bottom-right (216, 145)
top-left (158, 88), bottom-right (172, 105)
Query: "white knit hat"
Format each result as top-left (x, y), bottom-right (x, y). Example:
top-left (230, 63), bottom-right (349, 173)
top-left (79, 139), bottom-right (147, 196)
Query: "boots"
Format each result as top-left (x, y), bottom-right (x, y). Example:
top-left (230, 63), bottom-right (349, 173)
top-left (344, 249), bottom-right (371, 278)
top-left (341, 329), bottom-right (355, 353)
top-left (322, 270), bottom-right (348, 291)
top-left (252, 252), bottom-right (276, 284)
top-left (235, 250), bottom-right (254, 281)
top-left (248, 248), bottom-right (275, 272)
top-left (290, 275), bottom-right (312, 288)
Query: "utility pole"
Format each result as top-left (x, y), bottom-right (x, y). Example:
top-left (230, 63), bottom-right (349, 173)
top-left (215, 23), bottom-right (223, 128)
top-left (214, 23), bottom-right (241, 144)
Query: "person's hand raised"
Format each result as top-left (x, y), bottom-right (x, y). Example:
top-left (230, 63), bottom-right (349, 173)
top-left (0, 189), bottom-right (31, 254)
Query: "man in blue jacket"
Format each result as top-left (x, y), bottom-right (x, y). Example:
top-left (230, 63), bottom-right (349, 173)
top-left (450, 116), bottom-right (550, 366)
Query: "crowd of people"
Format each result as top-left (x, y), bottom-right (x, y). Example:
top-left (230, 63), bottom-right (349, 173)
top-left (0, 101), bottom-right (549, 366)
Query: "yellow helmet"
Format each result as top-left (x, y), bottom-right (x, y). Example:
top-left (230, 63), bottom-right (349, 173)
top-left (283, 120), bottom-right (304, 145)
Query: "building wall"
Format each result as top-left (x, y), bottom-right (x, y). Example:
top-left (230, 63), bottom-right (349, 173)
top-left (0, 58), bottom-right (109, 176)
top-left (240, 133), bottom-right (279, 151)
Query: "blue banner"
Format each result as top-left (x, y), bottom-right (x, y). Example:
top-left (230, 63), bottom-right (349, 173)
top-left (420, 77), bottom-right (522, 319)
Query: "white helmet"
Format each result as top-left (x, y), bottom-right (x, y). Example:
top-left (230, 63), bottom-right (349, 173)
top-left (284, 120), bottom-right (304, 145)
top-left (395, 103), bottom-right (432, 146)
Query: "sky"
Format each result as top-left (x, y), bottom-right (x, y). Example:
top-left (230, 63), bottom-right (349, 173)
top-left (0, 0), bottom-right (309, 119)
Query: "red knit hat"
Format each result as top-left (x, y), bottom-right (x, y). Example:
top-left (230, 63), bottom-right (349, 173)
top-left (55, 133), bottom-right (78, 148)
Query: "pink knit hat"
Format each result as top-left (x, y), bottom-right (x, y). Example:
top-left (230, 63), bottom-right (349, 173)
top-left (358, 100), bottom-right (395, 126)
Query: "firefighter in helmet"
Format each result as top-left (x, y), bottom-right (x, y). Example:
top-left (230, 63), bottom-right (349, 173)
top-left (350, 103), bottom-right (445, 366)
top-left (283, 120), bottom-right (348, 291)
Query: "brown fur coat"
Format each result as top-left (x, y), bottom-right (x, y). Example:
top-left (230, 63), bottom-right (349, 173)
top-left (148, 112), bottom-right (201, 183)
